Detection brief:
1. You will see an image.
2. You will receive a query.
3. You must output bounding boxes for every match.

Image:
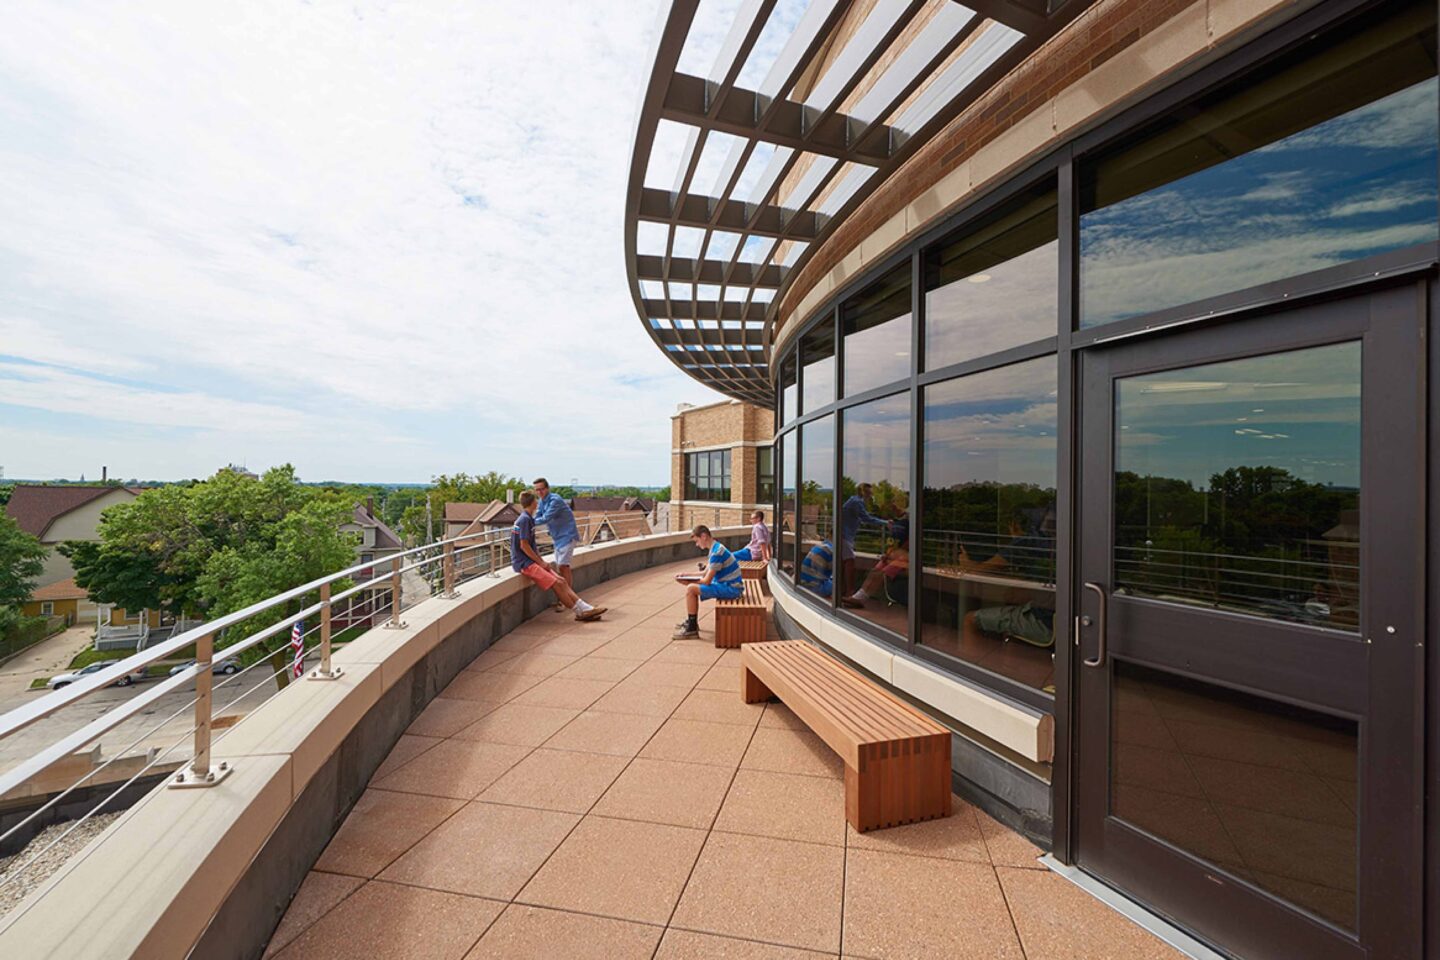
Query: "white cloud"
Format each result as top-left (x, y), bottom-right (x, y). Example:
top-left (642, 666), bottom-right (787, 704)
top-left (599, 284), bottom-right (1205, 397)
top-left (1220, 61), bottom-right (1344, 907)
top-left (0, 0), bottom-right (725, 483)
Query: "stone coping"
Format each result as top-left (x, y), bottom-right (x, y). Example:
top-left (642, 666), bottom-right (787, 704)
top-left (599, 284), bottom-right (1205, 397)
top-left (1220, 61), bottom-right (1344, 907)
top-left (0, 528), bottom-right (747, 960)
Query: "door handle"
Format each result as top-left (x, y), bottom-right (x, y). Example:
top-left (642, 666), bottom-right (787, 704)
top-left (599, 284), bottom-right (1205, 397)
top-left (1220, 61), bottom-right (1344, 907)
top-left (1083, 582), bottom-right (1107, 668)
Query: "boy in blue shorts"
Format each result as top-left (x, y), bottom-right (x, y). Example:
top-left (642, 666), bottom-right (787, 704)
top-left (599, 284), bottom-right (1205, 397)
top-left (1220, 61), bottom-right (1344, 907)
top-left (673, 524), bottom-right (743, 639)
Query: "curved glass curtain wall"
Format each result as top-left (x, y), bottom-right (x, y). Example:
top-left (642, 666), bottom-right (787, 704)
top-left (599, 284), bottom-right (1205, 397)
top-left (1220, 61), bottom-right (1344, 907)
top-left (1079, 2), bottom-right (1438, 327)
top-left (771, 0), bottom-right (1437, 707)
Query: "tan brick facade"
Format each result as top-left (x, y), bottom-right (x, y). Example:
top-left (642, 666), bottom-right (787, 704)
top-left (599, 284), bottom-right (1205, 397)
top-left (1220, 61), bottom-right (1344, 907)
top-left (670, 399), bottom-right (775, 532)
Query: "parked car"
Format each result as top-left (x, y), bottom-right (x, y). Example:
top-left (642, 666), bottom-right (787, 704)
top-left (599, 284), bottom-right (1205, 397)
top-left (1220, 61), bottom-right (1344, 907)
top-left (167, 657), bottom-right (241, 677)
top-left (47, 660), bottom-right (145, 689)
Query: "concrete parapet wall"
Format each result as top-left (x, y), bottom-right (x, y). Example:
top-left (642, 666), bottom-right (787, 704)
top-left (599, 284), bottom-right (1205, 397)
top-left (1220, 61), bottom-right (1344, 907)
top-left (0, 528), bottom-right (747, 960)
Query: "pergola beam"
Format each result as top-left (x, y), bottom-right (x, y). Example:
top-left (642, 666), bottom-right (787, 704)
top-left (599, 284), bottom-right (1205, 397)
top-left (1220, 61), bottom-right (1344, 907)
top-left (638, 187), bottom-right (824, 240)
top-left (951, 0), bottom-right (1047, 35)
top-left (661, 74), bottom-right (895, 164)
top-left (635, 255), bottom-right (788, 288)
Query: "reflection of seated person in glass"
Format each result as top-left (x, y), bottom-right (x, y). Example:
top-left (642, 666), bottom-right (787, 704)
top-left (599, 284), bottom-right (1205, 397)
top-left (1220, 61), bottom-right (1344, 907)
top-left (798, 540), bottom-right (834, 598)
top-left (841, 518), bottom-right (908, 609)
top-left (956, 505), bottom-right (1056, 649)
top-left (840, 483), bottom-right (890, 595)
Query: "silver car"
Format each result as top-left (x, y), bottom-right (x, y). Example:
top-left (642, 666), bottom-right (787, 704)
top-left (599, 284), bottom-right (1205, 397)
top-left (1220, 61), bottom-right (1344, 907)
top-left (47, 660), bottom-right (145, 689)
top-left (168, 657), bottom-right (241, 677)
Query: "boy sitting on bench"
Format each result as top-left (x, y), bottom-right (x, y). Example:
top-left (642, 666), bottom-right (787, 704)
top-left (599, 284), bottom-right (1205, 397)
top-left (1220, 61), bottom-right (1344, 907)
top-left (673, 524), bottom-right (744, 639)
top-left (512, 492), bottom-right (606, 621)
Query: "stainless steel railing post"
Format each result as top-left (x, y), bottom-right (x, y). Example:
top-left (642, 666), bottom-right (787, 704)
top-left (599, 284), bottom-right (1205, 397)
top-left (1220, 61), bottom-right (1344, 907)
top-left (443, 541), bottom-right (458, 598)
top-left (385, 556), bottom-right (407, 629)
top-left (310, 582), bottom-right (343, 681)
top-left (170, 631), bottom-right (232, 789)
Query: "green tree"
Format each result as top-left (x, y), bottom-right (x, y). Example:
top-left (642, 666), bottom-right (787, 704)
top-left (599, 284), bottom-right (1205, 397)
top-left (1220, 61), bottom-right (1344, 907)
top-left (66, 465), bottom-right (360, 690)
top-left (399, 471), bottom-right (526, 543)
top-left (0, 514), bottom-right (48, 650)
top-left (0, 514), bottom-right (47, 609)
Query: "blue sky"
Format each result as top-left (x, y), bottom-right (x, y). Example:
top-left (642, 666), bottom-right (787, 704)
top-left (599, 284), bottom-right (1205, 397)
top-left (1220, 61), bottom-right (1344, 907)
top-left (0, 1), bottom-right (752, 485)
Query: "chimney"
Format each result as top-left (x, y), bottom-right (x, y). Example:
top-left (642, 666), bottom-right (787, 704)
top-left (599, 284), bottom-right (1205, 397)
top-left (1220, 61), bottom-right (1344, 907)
top-left (366, 496), bottom-right (374, 517)
top-left (506, 488), bottom-right (514, 504)
top-left (101, 466), bottom-right (108, 482)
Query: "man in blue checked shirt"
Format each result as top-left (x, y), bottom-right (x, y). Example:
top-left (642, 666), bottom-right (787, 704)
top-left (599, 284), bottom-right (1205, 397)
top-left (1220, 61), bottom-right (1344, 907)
top-left (532, 477), bottom-right (579, 612)
top-left (840, 482), bottom-right (889, 597)
top-left (673, 524), bottom-right (744, 639)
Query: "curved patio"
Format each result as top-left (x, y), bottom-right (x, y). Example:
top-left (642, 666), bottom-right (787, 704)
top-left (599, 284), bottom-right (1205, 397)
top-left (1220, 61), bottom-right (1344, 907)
top-left (264, 559), bottom-right (1181, 960)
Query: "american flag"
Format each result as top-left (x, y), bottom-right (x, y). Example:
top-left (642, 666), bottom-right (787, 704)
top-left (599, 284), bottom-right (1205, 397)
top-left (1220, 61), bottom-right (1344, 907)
top-left (290, 620), bottom-right (304, 679)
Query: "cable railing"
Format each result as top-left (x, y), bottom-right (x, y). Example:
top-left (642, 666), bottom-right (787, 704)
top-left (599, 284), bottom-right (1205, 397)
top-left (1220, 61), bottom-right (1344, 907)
top-left (0, 510), bottom-right (648, 899)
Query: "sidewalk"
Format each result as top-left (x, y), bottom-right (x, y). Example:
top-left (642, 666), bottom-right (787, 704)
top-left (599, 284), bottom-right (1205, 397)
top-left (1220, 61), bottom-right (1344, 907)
top-left (0, 626), bottom-right (96, 701)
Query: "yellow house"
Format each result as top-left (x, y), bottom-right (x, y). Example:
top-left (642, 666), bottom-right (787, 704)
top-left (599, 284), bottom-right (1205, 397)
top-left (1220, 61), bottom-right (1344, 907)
top-left (21, 577), bottom-right (88, 625)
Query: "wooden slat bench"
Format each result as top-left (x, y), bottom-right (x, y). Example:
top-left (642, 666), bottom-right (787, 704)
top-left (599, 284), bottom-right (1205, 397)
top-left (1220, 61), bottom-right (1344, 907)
top-left (714, 580), bottom-right (767, 648)
top-left (740, 560), bottom-right (768, 580)
top-left (741, 640), bottom-right (952, 832)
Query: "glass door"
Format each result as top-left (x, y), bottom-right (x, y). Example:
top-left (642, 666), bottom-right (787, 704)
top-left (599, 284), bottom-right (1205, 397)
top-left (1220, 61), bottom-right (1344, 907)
top-left (1074, 286), bottom-right (1423, 960)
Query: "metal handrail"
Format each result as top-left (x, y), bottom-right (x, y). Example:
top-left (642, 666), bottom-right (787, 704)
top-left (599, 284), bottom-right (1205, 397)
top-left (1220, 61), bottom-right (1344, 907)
top-left (0, 510), bottom-right (643, 802)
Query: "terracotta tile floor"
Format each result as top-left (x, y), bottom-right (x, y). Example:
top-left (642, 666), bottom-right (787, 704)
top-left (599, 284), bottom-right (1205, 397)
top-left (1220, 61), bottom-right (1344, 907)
top-left (266, 560), bottom-right (1186, 960)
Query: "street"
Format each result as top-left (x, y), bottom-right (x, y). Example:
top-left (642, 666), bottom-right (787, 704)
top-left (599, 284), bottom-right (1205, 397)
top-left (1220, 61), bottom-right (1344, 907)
top-left (0, 645), bottom-right (284, 784)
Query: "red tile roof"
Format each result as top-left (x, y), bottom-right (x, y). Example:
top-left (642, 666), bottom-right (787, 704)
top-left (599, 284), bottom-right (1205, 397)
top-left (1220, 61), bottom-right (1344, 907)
top-left (4, 485), bottom-right (137, 539)
top-left (31, 577), bottom-right (88, 602)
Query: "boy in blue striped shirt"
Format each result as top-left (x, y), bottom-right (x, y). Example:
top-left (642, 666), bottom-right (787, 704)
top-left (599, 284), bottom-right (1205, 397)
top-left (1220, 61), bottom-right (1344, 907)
top-left (673, 524), bottom-right (743, 639)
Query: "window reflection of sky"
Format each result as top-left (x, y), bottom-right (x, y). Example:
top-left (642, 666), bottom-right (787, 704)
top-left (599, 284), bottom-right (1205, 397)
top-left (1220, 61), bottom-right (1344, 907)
top-left (923, 358), bottom-right (1058, 489)
top-left (925, 240), bottom-right (1057, 368)
top-left (843, 393), bottom-right (910, 488)
top-left (1080, 80), bottom-right (1439, 327)
top-left (1116, 343), bottom-right (1361, 489)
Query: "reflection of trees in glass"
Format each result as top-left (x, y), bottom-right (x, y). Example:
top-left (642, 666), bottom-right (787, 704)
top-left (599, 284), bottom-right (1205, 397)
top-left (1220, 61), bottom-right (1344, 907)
top-left (1113, 465), bottom-right (1359, 627)
top-left (799, 479), bottom-right (833, 542)
top-left (921, 481), bottom-right (1056, 578)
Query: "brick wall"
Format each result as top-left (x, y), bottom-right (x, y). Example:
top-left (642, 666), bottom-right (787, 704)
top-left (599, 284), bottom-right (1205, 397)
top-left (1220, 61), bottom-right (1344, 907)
top-left (670, 400), bottom-right (776, 533)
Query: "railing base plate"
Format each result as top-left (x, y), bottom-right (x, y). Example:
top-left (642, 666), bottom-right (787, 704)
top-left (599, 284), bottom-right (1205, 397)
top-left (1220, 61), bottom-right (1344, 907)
top-left (308, 667), bottom-right (345, 682)
top-left (169, 761), bottom-right (234, 790)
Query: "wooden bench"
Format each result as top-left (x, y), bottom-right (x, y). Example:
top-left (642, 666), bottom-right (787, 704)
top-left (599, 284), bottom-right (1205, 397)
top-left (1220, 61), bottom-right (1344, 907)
top-left (714, 580), bottom-right (767, 648)
top-left (741, 640), bottom-right (952, 832)
top-left (740, 560), bottom-right (768, 580)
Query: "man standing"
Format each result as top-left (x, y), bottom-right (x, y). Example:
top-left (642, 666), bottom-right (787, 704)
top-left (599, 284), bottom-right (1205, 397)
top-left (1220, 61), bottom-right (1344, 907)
top-left (512, 492), bottom-right (606, 621)
top-left (673, 524), bottom-right (743, 639)
top-left (732, 509), bottom-right (771, 562)
top-left (840, 483), bottom-right (888, 596)
top-left (533, 477), bottom-right (579, 612)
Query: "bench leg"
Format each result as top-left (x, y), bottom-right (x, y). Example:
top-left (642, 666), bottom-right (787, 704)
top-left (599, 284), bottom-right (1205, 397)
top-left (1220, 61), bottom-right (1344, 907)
top-left (742, 666), bottom-right (773, 703)
top-left (844, 733), bottom-right (952, 832)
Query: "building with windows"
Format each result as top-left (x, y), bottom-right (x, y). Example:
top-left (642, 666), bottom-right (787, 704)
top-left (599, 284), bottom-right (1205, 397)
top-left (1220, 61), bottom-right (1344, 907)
top-left (670, 398), bottom-right (775, 531)
top-left (627, 1), bottom-right (1439, 956)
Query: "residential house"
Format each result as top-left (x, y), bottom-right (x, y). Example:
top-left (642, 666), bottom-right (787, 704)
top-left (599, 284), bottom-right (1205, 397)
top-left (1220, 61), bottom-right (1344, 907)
top-left (21, 578), bottom-right (89, 626)
top-left (4, 485), bottom-right (141, 591)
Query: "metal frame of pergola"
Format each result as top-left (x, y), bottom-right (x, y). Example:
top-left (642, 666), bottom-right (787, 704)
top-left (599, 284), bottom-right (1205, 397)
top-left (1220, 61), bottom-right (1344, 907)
top-left (624, 0), bottom-right (1094, 407)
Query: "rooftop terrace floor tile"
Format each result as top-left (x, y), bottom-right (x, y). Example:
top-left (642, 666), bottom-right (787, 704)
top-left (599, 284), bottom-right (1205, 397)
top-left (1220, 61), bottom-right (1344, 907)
top-left (271, 559), bottom-right (1185, 960)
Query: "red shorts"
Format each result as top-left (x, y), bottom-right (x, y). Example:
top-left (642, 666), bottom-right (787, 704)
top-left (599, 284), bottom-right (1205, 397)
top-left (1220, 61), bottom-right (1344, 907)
top-left (521, 563), bottom-right (559, 590)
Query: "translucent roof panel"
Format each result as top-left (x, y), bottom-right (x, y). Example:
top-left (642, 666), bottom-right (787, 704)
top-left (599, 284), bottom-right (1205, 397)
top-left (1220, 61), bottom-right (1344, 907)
top-left (892, 22), bottom-right (1024, 134)
top-left (801, 0), bottom-right (911, 113)
top-left (735, 0), bottom-right (814, 89)
top-left (644, 119), bottom-right (695, 189)
top-left (814, 163), bottom-right (876, 216)
top-left (777, 154), bottom-right (837, 213)
top-left (848, 4), bottom-right (976, 128)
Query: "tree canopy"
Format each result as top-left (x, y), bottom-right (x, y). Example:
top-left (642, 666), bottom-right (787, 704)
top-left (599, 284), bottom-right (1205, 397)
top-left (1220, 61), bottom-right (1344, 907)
top-left (398, 471), bottom-right (527, 542)
top-left (64, 466), bottom-right (359, 664)
top-left (0, 513), bottom-right (47, 609)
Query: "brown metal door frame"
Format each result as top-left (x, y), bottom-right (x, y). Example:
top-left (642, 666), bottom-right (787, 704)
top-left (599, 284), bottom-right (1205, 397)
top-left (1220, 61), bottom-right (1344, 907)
top-left (1073, 283), bottom-right (1426, 960)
